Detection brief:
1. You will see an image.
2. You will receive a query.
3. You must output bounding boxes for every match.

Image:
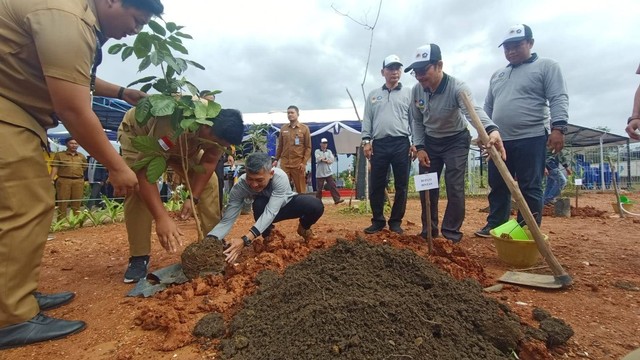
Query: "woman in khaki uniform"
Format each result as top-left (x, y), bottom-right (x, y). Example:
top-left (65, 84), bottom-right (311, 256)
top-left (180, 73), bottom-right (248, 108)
top-left (0, 0), bottom-right (163, 349)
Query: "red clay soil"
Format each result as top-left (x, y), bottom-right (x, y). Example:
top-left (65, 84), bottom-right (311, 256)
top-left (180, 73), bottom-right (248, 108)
top-left (2, 192), bottom-right (640, 359)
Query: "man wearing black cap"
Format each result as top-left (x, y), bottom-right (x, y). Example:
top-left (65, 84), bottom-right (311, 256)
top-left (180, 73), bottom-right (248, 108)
top-left (626, 63), bottom-right (640, 140)
top-left (406, 44), bottom-right (505, 243)
top-left (361, 54), bottom-right (412, 234)
top-left (475, 24), bottom-right (569, 237)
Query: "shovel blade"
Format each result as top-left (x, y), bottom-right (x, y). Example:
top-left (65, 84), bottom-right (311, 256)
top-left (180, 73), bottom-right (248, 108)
top-left (499, 271), bottom-right (565, 289)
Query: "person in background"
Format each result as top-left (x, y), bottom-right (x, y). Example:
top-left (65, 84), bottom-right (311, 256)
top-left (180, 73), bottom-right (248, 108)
top-left (361, 54), bottom-right (413, 234)
top-left (407, 43), bottom-right (504, 243)
top-left (0, 0), bottom-right (164, 349)
top-left (475, 24), bottom-right (569, 237)
top-left (274, 105), bottom-right (312, 193)
top-left (86, 157), bottom-right (109, 209)
top-left (315, 138), bottom-right (344, 205)
top-left (50, 137), bottom-right (88, 219)
top-left (200, 89), bottom-right (228, 210)
top-left (208, 152), bottom-right (324, 264)
top-left (626, 63), bottom-right (640, 140)
top-left (543, 148), bottom-right (572, 206)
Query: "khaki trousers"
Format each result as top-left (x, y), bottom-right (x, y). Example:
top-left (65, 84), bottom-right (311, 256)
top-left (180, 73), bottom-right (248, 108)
top-left (0, 122), bottom-right (53, 327)
top-left (124, 173), bottom-right (220, 256)
top-left (55, 178), bottom-right (85, 219)
top-left (283, 166), bottom-right (306, 194)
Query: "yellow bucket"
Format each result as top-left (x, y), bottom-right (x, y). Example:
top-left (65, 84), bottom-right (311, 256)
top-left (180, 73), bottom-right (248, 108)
top-left (490, 228), bottom-right (549, 268)
top-left (491, 219), bottom-right (528, 241)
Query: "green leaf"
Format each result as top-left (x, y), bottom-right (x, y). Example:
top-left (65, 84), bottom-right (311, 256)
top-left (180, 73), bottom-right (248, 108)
top-left (138, 55), bottom-right (152, 72)
top-left (140, 83), bottom-right (153, 93)
top-left (186, 60), bottom-right (205, 70)
top-left (127, 76), bottom-right (157, 88)
top-left (164, 56), bottom-right (181, 75)
top-left (132, 136), bottom-right (163, 154)
top-left (175, 31), bottom-right (193, 39)
top-left (146, 156), bottom-right (167, 183)
top-left (121, 46), bottom-right (134, 61)
top-left (185, 81), bottom-right (199, 96)
top-left (107, 43), bottom-right (125, 55)
top-left (167, 40), bottom-right (188, 54)
top-left (149, 51), bottom-right (164, 66)
top-left (175, 58), bottom-right (188, 73)
top-left (131, 155), bottom-right (154, 171)
top-left (152, 79), bottom-right (169, 94)
top-left (206, 101), bottom-right (222, 118)
top-left (195, 118), bottom-right (213, 126)
top-left (166, 22), bottom-right (178, 33)
top-left (180, 118), bottom-right (196, 130)
top-left (194, 101), bottom-right (207, 119)
top-left (149, 95), bottom-right (176, 117)
top-left (167, 35), bottom-right (183, 44)
top-left (165, 65), bottom-right (175, 80)
top-left (135, 98), bottom-right (152, 123)
top-left (133, 33), bottom-right (152, 59)
top-left (147, 20), bottom-right (166, 36)
top-left (211, 90), bottom-right (222, 95)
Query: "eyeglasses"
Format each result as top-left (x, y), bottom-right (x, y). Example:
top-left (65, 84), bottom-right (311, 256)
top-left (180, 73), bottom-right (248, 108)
top-left (411, 65), bottom-right (432, 77)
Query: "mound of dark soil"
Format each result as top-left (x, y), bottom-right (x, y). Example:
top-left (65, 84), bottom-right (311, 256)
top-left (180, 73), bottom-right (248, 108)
top-left (218, 239), bottom-right (524, 359)
top-left (181, 235), bottom-right (226, 280)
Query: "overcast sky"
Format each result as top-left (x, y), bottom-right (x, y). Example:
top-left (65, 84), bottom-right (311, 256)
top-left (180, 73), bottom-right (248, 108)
top-left (98, 0), bottom-right (639, 136)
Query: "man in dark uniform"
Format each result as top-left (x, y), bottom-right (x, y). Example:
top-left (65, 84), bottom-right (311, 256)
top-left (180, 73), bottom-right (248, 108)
top-left (0, 0), bottom-right (163, 349)
top-left (50, 137), bottom-right (88, 219)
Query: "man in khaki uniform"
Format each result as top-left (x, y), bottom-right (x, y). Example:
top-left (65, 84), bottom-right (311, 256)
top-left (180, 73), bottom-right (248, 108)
top-left (0, 0), bottom-right (163, 349)
top-left (50, 138), bottom-right (88, 219)
top-left (118, 106), bottom-right (244, 283)
top-left (274, 105), bottom-right (312, 193)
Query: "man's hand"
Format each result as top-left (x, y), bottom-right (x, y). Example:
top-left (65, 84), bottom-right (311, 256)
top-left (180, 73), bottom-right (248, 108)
top-left (409, 145), bottom-right (417, 161)
top-left (363, 143), bottom-right (373, 160)
top-left (626, 119), bottom-right (640, 140)
top-left (565, 167), bottom-right (573, 176)
top-left (109, 166), bottom-right (139, 197)
top-left (121, 88), bottom-right (147, 106)
top-left (180, 199), bottom-right (194, 220)
top-left (416, 150), bottom-right (430, 168)
top-left (299, 163), bottom-right (305, 171)
top-left (223, 237), bottom-right (244, 264)
top-left (547, 130), bottom-right (565, 153)
top-left (155, 217), bottom-right (184, 253)
top-left (480, 131), bottom-right (507, 161)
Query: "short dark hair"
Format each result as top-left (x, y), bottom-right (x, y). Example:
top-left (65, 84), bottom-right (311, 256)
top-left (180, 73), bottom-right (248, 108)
top-left (199, 89), bottom-right (211, 97)
top-left (209, 109), bottom-right (244, 145)
top-left (287, 105), bottom-right (299, 114)
top-left (121, 0), bottom-right (164, 16)
top-left (65, 137), bottom-right (75, 145)
top-left (245, 152), bottom-right (272, 174)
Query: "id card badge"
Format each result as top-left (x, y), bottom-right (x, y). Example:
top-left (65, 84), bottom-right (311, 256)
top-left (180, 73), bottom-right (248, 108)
top-left (294, 136), bottom-right (300, 146)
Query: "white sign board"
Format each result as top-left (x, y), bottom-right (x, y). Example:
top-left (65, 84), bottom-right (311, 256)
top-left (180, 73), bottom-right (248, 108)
top-left (414, 173), bottom-right (439, 191)
top-left (574, 178), bottom-right (583, 186)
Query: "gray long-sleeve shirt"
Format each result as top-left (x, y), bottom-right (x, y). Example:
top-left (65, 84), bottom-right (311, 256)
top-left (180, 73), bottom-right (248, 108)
top-left (361, 83), bottom-right (412, 141)
top-left (411, 73), bottom-right (497, 147)
top-left (315, 148), bottom-right (335, 178)
top-left (484, 53), bottom-right (569, 141)
top-left (207, 168), bottom-right (296, 239)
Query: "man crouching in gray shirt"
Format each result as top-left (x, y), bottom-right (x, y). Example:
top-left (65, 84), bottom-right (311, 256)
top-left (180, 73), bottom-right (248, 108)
top-left (207, 152), bottom-right (324, 263)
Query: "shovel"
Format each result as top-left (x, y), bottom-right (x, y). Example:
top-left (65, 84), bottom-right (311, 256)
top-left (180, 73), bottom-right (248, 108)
top-left (461, 93), bottom-right (572, 289)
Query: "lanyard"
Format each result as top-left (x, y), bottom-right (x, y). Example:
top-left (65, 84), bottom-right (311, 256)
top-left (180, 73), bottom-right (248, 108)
top-left (89, 29), bottom-right (105, 103)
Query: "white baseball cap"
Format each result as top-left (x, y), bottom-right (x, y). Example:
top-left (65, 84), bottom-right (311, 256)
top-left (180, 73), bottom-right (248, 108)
top-left (383, 54), bottom-right (403, 68)
top-left (320, 138), bottom-right (328, 143)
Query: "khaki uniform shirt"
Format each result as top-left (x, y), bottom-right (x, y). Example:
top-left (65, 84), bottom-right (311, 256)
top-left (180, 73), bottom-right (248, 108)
top-left (0, 0), bottom-right (99, 143)
top-left (118, 108), bottom-right (215, 170)
top-left (52, 151), bottom-right (88, 178)
top-left (275, 121), bottom-right (311, 168)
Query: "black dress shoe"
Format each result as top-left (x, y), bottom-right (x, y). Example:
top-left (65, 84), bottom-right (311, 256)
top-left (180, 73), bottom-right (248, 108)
top-left (364, 224), bottom-right (385, 234)
top-left (0, 313), bottom-right (85, 350)
top-left (389, 225), bottom-right (404, 234)
top-left (34, 291), bottom-right (75, 311)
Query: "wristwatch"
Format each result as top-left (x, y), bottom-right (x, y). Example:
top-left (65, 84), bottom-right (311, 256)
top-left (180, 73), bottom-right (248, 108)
top-left (628, 117), bottom-right (640, 124)
top-left (361, 139), bottom-right (371, 145)
top-left (187, 195), bottom-right (200, 205)
top-left (241, 235), bottom-right (252, 247)
top-left (551, 125), bottom-right (568, 135)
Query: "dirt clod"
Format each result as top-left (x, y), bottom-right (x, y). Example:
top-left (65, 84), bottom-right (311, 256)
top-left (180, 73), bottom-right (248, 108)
top-left (181, 236), bottom-right (226, 280)
top-left (193, 313), bottom-right (225, 338)
top-left (540, 317), bottom-right (574, 347)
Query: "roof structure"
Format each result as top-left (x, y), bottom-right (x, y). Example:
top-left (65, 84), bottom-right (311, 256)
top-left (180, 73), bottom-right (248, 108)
top-left (565, 123), bottom-right (637, 147)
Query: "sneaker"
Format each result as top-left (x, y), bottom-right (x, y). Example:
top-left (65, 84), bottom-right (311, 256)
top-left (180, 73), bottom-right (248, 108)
top-left (364, 224), bottom-right (385, 234)
top-left (389, 224), bottom-right (403, 234)
top-left (297, 223), bottom-right (317, 242)
top-left (335, 199), bottom-right (345, 205)
top-left (123, 255), bottom-right (150, 283)
top-left (474, 225), bottom-right (492, 238)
